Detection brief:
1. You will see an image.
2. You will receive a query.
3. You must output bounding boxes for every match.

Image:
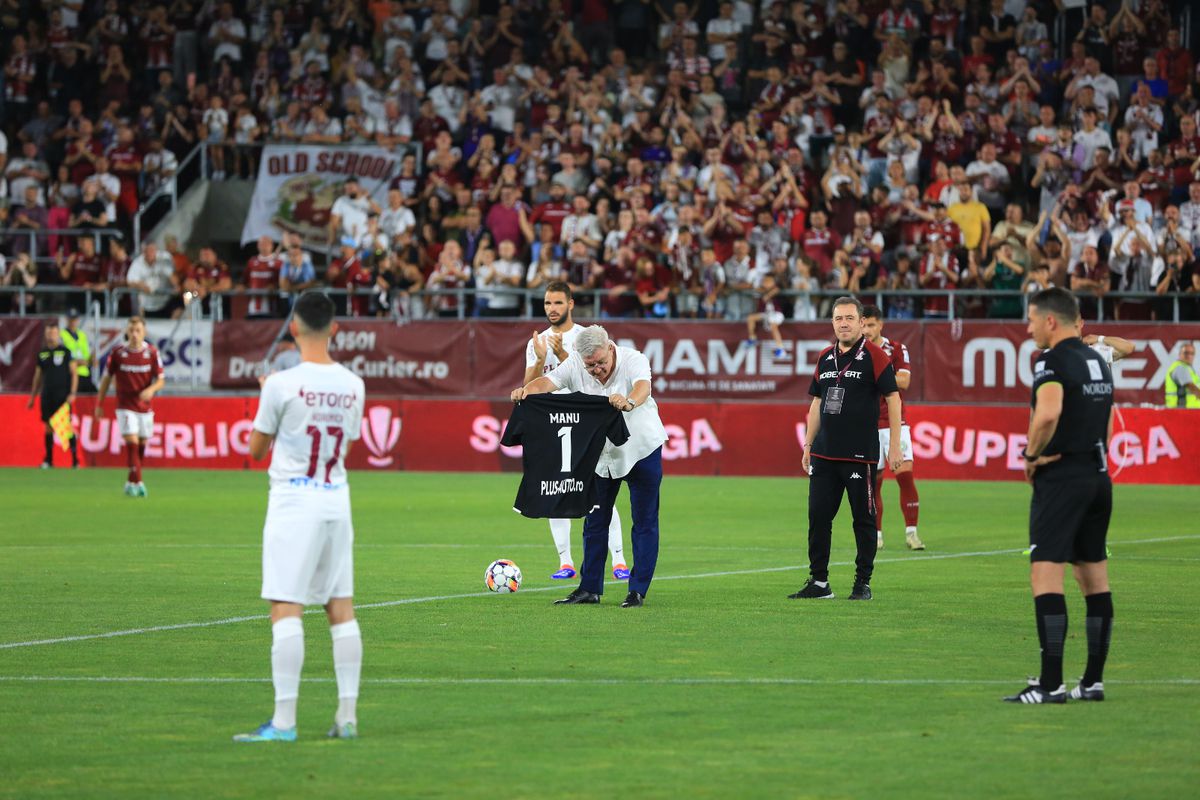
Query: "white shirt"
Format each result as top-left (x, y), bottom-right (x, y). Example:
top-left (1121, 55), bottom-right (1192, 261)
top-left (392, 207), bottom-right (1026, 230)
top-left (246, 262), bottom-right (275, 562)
top-left (253, 362), bottom-right (365, 490)
top-left (89, 172), bottom-right (120, 226)
top-left (481, 258), bottom-right (523, 309)
top-left (379, 205), bottom-right (416, 238)
top-left (705, 17), bottom-right (739, 61)
top-left (480, 83), bottom-right (519, 133)
top-left (1179, 201), bottom-right (1200, 249)
top-left (966, 159), bottom-right (1010, 187)
top-left (209, 18), bottom-right (247, 63)
top-left (6, 157), bottom-right (47, 204)
top-left (559, 213), bottom-right (602, 247)
top-left (1073, 127), bottom-right (1112, 170)
top-left (1075, 73), bottom-right (1119, 112)
top-left (526, 323), bottom-right (583, 391)
top-left (545, 345), bottom-right (668, 478)
top-left (429, 84), bottom-right (465, 131)
top-left (127, 252), bottom-right (177, 312)
top-left (331, 194), bottom-right (371, 239)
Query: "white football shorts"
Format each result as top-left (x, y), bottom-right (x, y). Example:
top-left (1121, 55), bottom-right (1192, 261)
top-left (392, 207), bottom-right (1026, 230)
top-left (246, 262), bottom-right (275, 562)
top-left (261, 486), bottom-right (355, 605)
top-left (761, 310), bottom-right (785, 328)
top-left (115, 409), bottom-right (154, 440)
top-left (877, 424), bottom-right (914, 471)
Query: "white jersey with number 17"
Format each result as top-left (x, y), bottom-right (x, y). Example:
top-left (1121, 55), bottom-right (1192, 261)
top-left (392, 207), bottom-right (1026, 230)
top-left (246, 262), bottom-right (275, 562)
top-left (253, 362), bottom-right (365, 489)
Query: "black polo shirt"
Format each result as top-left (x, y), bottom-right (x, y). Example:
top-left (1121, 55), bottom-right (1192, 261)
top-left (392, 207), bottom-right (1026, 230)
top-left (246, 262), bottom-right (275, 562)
top-left (1032, 337), bottom-right (1113, 466)
top-left (808, 335), bottom-right (899, 464)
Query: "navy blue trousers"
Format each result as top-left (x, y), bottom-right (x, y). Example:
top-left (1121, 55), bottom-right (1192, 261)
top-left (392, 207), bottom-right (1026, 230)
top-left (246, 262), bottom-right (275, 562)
top-left (579, 447), bottom-right (662, 597)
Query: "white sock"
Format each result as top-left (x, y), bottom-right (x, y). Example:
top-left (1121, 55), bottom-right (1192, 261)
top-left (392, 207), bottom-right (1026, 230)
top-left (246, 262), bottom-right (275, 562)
top-left (271, 616), bottom-right (304, 730)
top-left (906, 526), bottom-right (918, 534)
top-left (608, 509), bottom-right (625, 565)
top-left (549, 518), bottom-right (573, 566)
top-left (330, 619), bottom-right (362, 726)
top-left (814, 580), bottom-right (828, 588)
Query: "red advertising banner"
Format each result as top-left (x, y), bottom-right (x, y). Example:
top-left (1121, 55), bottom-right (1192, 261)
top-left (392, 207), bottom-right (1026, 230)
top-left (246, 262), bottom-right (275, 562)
top-left (0, 317), bottom-right (54, 393)
top-left (469, 320), bottom-right (925, 401)
top-left (921, 321), bottom-right (1200, 405)
top-left (3, 394), bottom-right (1196, 485)
top-left (205, 319), bottom-right (1199, 403)
top-left (210, 320), bottom-right (474, 395)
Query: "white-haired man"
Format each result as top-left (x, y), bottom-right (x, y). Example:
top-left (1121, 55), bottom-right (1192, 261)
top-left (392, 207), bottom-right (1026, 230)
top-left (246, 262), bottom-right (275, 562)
top-left (511, 326), bottom-right (667, 607)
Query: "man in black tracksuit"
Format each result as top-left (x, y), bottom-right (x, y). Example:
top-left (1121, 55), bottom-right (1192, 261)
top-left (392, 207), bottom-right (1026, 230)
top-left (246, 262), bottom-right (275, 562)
top-left (791, 296), bottom-right (902, 602)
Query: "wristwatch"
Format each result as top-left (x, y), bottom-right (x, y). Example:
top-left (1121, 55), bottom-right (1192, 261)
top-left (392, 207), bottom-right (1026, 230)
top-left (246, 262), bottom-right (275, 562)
top-left (1021, 448), bottom-right (1040, 462)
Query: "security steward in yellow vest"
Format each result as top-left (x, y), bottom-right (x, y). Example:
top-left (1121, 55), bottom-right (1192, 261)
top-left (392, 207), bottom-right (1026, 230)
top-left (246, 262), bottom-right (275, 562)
top-left (61, 309), bottom-right (96, 393)
top-left (1165, 343), bottom-right (1200, 409)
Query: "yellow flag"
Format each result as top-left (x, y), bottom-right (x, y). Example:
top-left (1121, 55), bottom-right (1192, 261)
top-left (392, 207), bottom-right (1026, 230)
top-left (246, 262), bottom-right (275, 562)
top-left (49, 402), bottom-right (74, 451)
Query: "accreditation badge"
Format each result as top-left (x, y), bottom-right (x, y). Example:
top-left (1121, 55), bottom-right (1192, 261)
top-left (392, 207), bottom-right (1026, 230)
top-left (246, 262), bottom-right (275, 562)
top-left (825, 386), bottom-right (846, 415)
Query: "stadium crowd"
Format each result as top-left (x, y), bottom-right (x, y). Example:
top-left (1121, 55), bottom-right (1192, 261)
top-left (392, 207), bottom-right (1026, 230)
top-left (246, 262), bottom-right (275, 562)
top-left (2, 0), bottom-right (1200, 322)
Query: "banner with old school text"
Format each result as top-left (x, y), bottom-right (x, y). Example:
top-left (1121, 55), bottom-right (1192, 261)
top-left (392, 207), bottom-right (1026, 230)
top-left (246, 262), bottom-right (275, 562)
top-left (239, 145), bottom-right (401, 247)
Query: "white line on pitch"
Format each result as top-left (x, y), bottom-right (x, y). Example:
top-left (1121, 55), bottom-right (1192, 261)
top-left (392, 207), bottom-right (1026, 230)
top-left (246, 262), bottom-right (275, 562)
top-left (0, 675), bottom-right (1196, 687)
top-left (2, 534), bottom-right (1197, 651)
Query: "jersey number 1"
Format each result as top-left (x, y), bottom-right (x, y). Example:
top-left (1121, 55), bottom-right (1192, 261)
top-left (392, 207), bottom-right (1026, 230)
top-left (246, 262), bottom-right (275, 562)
top-left (557, 426), bottom-right (572, 472)
top-left (306, 425), bottom-right (345, 483)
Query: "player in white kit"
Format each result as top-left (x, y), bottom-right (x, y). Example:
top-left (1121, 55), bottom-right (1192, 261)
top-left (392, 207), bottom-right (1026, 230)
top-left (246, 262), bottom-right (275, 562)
top-left (524, 282), bottom-right (629, 581)
top-left (1081, 333), bottom-right (1134, 364)
top-left (234, 291), bottom-right (366, 743)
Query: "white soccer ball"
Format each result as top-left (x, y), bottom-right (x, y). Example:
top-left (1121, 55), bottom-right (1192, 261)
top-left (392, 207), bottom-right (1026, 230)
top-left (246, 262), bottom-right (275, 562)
top-left (484, 559), bottom-right (522, 593)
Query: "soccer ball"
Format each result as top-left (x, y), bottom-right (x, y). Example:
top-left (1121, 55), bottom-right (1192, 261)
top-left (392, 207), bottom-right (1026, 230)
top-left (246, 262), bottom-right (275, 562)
top-left (485, 559), bottom-right (522, 593)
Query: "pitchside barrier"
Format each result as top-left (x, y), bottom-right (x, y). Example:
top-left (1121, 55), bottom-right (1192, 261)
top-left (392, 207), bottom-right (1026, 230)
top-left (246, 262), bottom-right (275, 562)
top-left (0, 394), bottom-right (1196, 484)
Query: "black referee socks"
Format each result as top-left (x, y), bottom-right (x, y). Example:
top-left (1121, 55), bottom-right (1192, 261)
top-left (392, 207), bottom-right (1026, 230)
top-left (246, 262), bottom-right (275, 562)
top-left (1083, 592), bottom-right (1114, 686)
top-left (1034, 593), bottom-right (1068, 691)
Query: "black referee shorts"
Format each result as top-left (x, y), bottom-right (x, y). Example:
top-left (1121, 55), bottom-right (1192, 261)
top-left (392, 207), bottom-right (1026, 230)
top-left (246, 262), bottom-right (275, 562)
top-left (1029, 463), bottom-right (1112, 564)
top-left (40, 395), bottom-right (69, 423)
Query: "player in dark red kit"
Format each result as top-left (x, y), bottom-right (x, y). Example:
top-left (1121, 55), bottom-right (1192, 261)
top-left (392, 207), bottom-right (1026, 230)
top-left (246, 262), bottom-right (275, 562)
top-left (244, 236), bottom-right (283, 318)
top-left (94, 317), bottom-right (165, 497)
top-left (862, 305), bottom-right (924, 551)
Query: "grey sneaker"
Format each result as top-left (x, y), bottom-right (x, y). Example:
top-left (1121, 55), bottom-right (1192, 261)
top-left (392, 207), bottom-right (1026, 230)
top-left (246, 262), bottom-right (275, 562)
top-left (327, 721), bottom-right (358, 739)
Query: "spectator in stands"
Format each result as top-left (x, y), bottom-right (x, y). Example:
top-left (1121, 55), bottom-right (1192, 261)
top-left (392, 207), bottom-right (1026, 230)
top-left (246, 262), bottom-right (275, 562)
top-left (128, 240), bottom-right (183, 318)
top-left (9, 185), bottom-right (48, 258)
top-left (919, 234), bottom-right (958, 319)
top-left (6, 140), bottom-right (49, 206)
top-left (280, 239), bottom-right (319, 305)
top-left (2, 252), bottom-right (38, 314)
top-left (69, 180), bottom-right (109, 231)
top-left (329, 178), bottom-right (379, 247)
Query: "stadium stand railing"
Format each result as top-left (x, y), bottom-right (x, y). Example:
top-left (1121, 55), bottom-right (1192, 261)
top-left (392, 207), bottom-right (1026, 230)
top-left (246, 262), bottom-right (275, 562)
top-left (2, 285), bottom-right (1194, 323)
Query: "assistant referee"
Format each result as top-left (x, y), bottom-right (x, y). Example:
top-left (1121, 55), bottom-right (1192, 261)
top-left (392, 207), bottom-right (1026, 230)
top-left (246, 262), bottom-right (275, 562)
top-left (27, 322), bottom-right (79, 469)
top-left (791, 296), bottom-right (902, 602)
top-left (1005, 287), bottom-right (1115, 705)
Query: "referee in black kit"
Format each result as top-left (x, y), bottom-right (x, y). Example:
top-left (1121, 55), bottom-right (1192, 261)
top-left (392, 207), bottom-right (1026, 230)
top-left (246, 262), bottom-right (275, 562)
top-left (1005, 287), bottom-right (1115, 705)
top-left (791, 296), bottom-right (902, 602)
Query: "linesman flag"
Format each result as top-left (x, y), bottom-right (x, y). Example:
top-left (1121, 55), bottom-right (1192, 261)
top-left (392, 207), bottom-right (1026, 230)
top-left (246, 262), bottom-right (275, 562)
top-left (49, 402), bottom-right (74, 451)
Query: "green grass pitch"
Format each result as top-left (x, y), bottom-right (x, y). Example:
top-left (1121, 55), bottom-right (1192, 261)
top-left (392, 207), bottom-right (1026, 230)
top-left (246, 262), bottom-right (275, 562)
top-left (0, 468), bottom-right (1197, 799)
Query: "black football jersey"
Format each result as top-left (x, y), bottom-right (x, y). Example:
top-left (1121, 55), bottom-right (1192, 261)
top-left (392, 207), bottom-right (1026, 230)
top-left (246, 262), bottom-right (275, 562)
top-left (500, 393), bottom-right (631, 519)
top-left (1032, 337), bottom-right (1114, 466)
